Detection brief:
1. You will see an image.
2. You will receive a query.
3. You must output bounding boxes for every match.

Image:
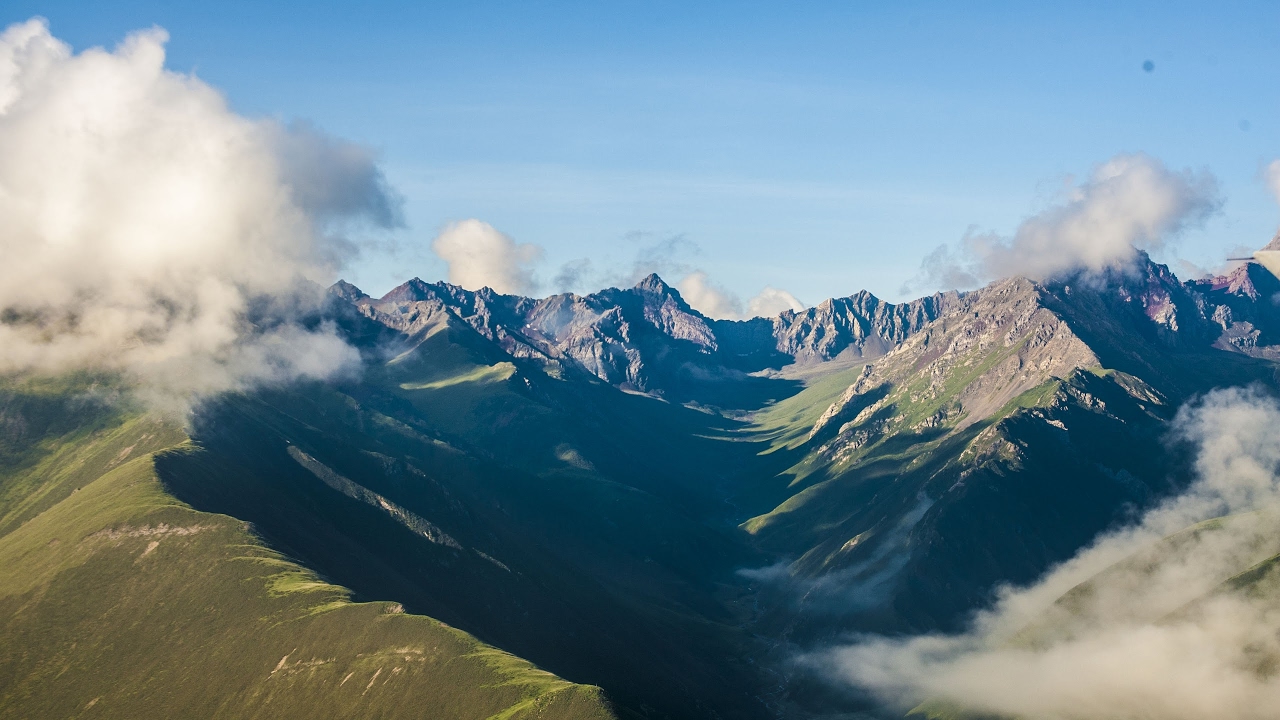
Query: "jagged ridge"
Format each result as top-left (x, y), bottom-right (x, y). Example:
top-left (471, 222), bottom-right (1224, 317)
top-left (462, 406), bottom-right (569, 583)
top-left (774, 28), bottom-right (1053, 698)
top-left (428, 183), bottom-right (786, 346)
top-left (331, 273), bottom-right (954, 397)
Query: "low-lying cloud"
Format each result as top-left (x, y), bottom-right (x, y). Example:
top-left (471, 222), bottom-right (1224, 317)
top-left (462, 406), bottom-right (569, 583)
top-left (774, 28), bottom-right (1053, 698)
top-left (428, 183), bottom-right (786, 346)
top-left (0, 19), bottom-right (401, 412)
top-left (431, 219), bottom-right (544, 295)
top-left (820, 387), bottom-right (1280, 720)
top-left (908, 154), bottom-right (1220, 292)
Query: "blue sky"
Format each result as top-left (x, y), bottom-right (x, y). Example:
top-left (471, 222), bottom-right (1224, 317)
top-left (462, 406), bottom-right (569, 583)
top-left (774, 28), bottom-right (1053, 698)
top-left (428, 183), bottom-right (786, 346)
top-left (10, 1), bottom-right (1280, 303)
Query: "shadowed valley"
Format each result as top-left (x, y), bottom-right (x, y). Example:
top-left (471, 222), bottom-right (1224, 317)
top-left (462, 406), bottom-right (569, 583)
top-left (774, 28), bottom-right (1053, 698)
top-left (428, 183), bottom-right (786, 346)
top-left (6, 253), bottom-right (1280, 719)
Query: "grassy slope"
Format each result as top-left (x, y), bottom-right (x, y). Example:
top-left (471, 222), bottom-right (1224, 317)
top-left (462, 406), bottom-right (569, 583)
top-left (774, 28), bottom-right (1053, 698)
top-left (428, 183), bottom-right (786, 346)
top-left (144, 321), bottom-right (779, 719)
top-left (0, 386), bottom-right (615, 720)
top-left (738, 359), bottom-right (1049, 545)
top-left (741, 331), bottom-right (1057, 540)
top-left (733, 353), bottom-right (1196, 642)
top-left (746, 362), bottom-right (872, 453)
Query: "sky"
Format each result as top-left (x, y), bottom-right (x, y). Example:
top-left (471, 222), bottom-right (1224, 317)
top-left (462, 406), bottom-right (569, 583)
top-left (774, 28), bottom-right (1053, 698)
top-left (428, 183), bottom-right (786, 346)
top-left (8, 1), bottom-right (1280, 305)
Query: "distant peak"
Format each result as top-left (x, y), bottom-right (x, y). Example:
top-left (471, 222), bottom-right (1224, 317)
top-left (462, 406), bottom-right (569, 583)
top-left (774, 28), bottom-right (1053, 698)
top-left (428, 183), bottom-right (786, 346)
top-left (327, 279), bottom-right (367, 302)
top-left (381, 277), bottom-right (437, 302)
top-left (634, 273), bottom-right (673, 294)
top-left (1262, 230), bottom-right (1280, 252)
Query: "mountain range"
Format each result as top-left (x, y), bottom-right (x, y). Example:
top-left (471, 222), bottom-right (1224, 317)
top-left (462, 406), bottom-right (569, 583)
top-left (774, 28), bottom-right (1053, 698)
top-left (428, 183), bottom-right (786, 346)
top-left (5, 251), bottom-right (1280, 719)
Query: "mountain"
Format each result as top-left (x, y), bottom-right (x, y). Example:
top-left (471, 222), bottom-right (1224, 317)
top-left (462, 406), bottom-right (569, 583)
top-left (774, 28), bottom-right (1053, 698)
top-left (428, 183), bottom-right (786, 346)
top-left (1191, 260), bottom-right (1280, 358)
top-left (344, 274), bottom-right (955, 405)
top-left (5, 252), bottom-right (1280, 719)
top-left (740, 256), bottom-right (1277, 640)
top-left (0, 377), bottom-right (614, 720)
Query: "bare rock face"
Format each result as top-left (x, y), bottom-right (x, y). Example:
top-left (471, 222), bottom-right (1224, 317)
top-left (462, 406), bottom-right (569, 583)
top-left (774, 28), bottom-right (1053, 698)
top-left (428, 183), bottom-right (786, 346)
top-left (328, 274), bottom-right (948, 397)
top-left (807, 253), bottom-right (1280, 457)
top-left (334, 273), bottom-right (726, 393)
top-left (327, 279), bottom-right (368, 303)
top-left (328, 253), bottom-right (1280, 403)
top-left (769, 290), bottom-right (959, 363)
top-left (809, 276), bottom-right (1100, 448)
top-left (1049, 256), bottom-right (1217, 348)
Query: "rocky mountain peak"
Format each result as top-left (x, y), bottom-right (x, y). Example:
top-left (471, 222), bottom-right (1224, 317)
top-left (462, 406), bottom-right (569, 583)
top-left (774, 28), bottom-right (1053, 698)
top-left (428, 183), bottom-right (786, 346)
top-left (1194, 262), bottom-right (1273, 301)
top-left (381, 277), bottom-right (441, 304)
top-left (331, 257), bottom-right (1280, 403)
top-left (771, 288), bottom-right (959, 363)
top-left (327, 279), bottom-right (368, 303)
top-left (634, 272), bottom-right (674, 296)
top-left (1043, 253), bottom-right (1215, 348)
top-left (1189, 258), bottom-right (1280, 358)
top-left (326, 270), bottom-right (967, 397)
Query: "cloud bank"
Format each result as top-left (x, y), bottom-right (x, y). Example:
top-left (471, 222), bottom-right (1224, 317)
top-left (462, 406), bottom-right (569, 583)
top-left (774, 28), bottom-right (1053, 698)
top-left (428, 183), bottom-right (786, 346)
top-left (0, 19), bottom-right (401, 411)
top-left (431, 219), bottom-right (544, 295)
top-left (822, 387), bottom-right (1280, 720)
top-left (910, 154), bottom-right (1220, 292)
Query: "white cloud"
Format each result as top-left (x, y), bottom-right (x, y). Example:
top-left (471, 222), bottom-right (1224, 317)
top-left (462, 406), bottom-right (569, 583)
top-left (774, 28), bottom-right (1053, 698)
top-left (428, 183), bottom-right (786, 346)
top-left (821, 387), bottom-right (1280, 720)
top-left (0, 19), bottom-right (399, 411)
top-left (431, 219), bottom-right (544, 295)
top-left (677, 270), bottom-right (744, 319)
top-left (678, 271), bottom-right (804, 320)
top-left (748, 286), bottom-right (805, 317)
top-left (909, 154), bottom-right (1220, 292)
top-left (1266, 159), bottom-right (1280, 205)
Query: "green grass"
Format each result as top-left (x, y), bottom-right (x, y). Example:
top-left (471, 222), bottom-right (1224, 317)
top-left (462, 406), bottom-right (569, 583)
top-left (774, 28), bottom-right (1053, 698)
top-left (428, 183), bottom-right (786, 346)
top-left (740, 324), bottom-right (1081, 542)
top-left (0, 389), bottom-right (615, 720)
top-left (399, 362), bottom-right (517, 391)
top-left (745, 362), bottom-right (871, 452)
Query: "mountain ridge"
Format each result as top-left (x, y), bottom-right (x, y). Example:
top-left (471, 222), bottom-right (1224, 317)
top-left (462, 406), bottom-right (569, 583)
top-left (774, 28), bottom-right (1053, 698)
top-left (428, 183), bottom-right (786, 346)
top-left (7, 252), bottom-right (1280, 719)
top-left (331, 251), bottom-right (1277, 404)
top-left (331, 273), bottom-right (961, 400)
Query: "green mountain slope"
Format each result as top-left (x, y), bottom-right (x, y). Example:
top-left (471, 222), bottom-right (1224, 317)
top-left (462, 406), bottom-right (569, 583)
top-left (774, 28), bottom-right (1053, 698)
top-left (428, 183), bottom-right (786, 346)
top-left (0, 380), bottom-right (615, 720)
top-left (736, 269), bottom-right (1278, 642)
top-left (8, 255), bottom-right (1280, 719)
top-left (154, 338), bottom-right (779, 719)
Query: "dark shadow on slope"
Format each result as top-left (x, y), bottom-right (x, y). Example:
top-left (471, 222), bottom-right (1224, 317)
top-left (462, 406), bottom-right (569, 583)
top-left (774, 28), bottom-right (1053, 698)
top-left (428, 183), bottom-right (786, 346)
top-left (158, 381), bottom-right (784, 720)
